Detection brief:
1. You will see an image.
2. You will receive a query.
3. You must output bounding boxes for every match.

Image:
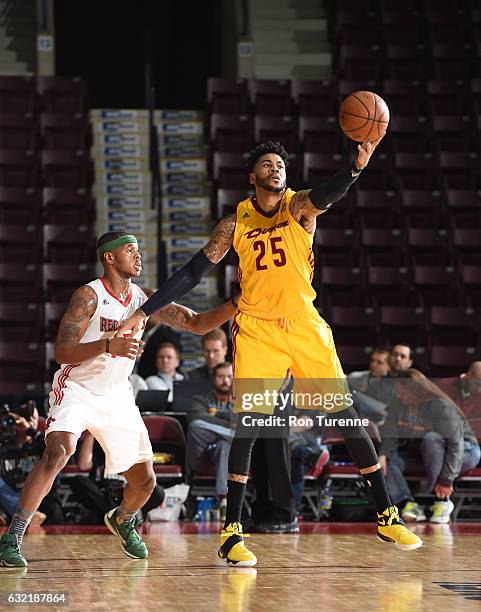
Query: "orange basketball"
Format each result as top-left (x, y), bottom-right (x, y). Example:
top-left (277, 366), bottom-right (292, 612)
top-left (339, 91), bottom-right (390, 142)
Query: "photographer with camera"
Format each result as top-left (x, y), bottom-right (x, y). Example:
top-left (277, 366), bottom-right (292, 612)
top-left (0, 402), bottom-right (53, 526)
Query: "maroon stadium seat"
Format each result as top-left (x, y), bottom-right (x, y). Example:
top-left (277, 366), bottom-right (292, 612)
top-left (0, 303), bottom-right (43, 343)
top-left (430, 306), bottom-right (479, 346)
top-left (379, 306), bottom-right (426, 347)
top-left (461, 265), bottom-right (481, 307)
top-left (142, 415), bottom-right (185, 478)
top-left (0, 150), bottom-right (39, 187)
top-left (328, 306), bottom-right (378, 345)
top-left (42, 263), bottom-right (95, 302)
top-left (0, 113), bottom-right (37, 149)
top-left (291, 80), bottom-right (337, 117)
top-left (213, 152), bottom-right (249, 189)
top-left (336, 345), bottom-right (374, 372)
top-left (209, 114), bottom-right (253, 152)
top-left (303, 153), bottom-right (347, 184)
top-left (0, 224), bottom-right (41, 264)
top-left (339, 45), bottom-right (382, 81)
top-left (400, 190), bottom-right (442, 213)
top-left (41, 150), bottom-right (92, 188)
top-left (43, 225), bottom-right (96, 263)
top-left (430, 346), bottom-right (476, 377)
top-left (446, 190), bottom-right (481, 212)
top-left (254, 115), bottom-right (297, 152)
top-left (299, 116), bottom-right (340, 154)
top-left (0, 264), bottom-right (41, 302)
top-left (413, 264), bottom-right (459, 307)
top-left (319, 266), bottom-right (363, 307)
top-left (381, 25), bottom-right (420, 45)
top-left (355, 190), bottom-right (399, 213)
top-left (207, 78), bottom-right (248, 115)
top-left (0, 187), bottom-right (40, 224)
top-left (42, 187), bottom-right (95, 225)
top-left (249, 79), bottom-right (292, 116)
top-left (40, 113), bottom-right (89, 150)
top-left (367, 266), bottom-right (414, 307)
top-left (0, 76), bottom-right (35, 113)
top-left (37, 76), bottom-right (87, 114)
top-left (0, 341), bottom-right (44, 385)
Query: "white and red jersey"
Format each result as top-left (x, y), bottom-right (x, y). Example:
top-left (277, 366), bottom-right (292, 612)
top-left (51, 278), bottom-right (146, 397)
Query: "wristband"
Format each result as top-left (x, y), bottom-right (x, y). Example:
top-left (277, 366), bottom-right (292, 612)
top-left (106, 338), bottom-right (110, 354)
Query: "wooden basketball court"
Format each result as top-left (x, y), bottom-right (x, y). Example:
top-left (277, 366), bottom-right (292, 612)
top-left (1, 523), bottom-right (480, 611)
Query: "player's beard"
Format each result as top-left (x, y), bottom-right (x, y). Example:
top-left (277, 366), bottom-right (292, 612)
top-left (256, 176), bottom-right (286, 193)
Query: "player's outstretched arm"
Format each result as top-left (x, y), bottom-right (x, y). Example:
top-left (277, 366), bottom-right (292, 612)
top-left (117, 214), bottom-right (236, 336)
top-left (290, 135), bottom-right (384, 221)
top-left (157, 296), bottom-right (238, 335)
top-left (55, 285), bottom-right (144, 363)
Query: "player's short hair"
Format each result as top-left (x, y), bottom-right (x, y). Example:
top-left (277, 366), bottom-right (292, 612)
top-left (156, 342), bottom-right (180, 359)
top-left (213, 361), bottom-right (232, 376)
top-left (247, 141), bottom-right (289, 172)
top-left (201, 328), bottom-right (228, 348)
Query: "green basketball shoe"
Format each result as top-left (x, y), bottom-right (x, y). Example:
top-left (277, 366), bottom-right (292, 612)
top-left (0, 534), bottom-right (28, 567)
top-left (104, 507), bottom-right (148, 559)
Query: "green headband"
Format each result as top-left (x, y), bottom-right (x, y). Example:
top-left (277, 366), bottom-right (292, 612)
top-left (97, 235), bottom-right (138, 258)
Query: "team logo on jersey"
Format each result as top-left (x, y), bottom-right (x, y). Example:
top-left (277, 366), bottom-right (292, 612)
top-left (100, 317), bottom-right (120, 332)
top-left (244, 219), bottom-right (288, 240)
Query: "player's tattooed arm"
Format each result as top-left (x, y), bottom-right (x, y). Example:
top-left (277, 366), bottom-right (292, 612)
top-left (202, 214), bottom-right (236, 264)
top-left (116, 215), bottom-right (237, 338)
top-left (55, 285), bottom-right (143, 363)
top-left (157, 299), bottom-right (237, 335)
top-left (54, 285), bottom-right (99, 363)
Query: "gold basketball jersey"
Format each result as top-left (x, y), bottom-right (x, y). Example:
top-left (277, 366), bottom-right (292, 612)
top-left (233, 188), bottom-right (316, 320)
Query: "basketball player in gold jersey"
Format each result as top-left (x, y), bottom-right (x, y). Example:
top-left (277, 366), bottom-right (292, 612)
top-left (119, 139), bottom-right (423, 566)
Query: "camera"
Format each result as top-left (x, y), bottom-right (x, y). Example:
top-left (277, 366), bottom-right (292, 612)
top-left (15, 400), bottom-right (36, 421)
top-left (0, 404), bottom-right (17, 448)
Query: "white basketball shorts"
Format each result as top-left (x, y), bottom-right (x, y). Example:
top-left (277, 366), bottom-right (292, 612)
top-left (46, 379), bottom-right (153, 474)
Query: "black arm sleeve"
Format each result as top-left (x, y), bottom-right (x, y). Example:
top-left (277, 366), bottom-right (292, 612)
top-left (309, 161), bottom-right (362, 210)
top-left (140, 249), bottom-right (214, 316)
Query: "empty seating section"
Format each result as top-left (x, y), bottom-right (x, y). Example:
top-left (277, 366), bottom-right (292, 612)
top-left (207, 1), bottom-right (481, 376)
top-left (0, 76), bottom-right (94, 390)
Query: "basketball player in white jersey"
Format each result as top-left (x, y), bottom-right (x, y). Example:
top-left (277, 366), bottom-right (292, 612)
top-left (0, 232), bottom-right (238, 567)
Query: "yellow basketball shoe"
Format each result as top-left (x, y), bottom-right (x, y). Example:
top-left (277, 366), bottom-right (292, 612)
top-left (377, 506), bottom-right (423, 551)
top-left (218, 522), bottom-right (257, 567)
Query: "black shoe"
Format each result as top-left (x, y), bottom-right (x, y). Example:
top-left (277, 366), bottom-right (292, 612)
top-left (255, 517), bottom-right (299, 534)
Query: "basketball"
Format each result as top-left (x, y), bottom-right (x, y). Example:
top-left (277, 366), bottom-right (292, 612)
top-left (339, 91), bottom-right (390, 142)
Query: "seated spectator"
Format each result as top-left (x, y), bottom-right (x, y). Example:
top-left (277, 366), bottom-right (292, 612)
top-left (437, 361), bottom-right (481, 419)
top-left (129, 372), bottom-right (148, 398)
top-left (145, 342), bottom-right (187, 401)
top-left (0, 477), bottom-right (45, 526)
top-left (389, 344), bottom-right (413, 376)
top-left (289, 418), bottom-right (329, 513)
top-left (70, 432), bottom-right (164, 524)
top-left (187, 362), bottom-right (234, 520)
top-left (188, 328), bottom-right (228, 380)
top-left (2, 402), bottom-right (61, 524)
top-left (379, 369), bottom-right (481, 524)
top-left (136, 298), bottom-right (182, 380)
top-left (348, 346), bottom-right (394, 422)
